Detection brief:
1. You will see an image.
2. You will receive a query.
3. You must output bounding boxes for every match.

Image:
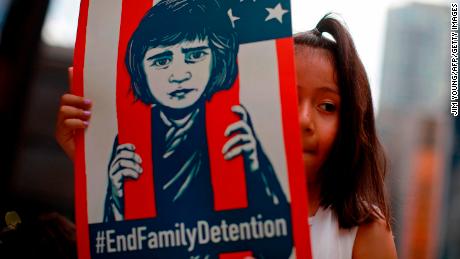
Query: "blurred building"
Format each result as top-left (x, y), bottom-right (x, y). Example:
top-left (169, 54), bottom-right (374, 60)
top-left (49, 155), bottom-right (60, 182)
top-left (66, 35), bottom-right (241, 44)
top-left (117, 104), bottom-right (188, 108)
top-left (1, 0), bottom-right (75, 217)
top-left (10, 44), bottom-right (74, 217)
top-left (0, 0), bottom-right (11, 30)
top-left (377, 2), bottom-right (452, 259)
top-left (0, 1), bottom-right (79, 257)
top-left (444, 117), bottom-right (460, 259)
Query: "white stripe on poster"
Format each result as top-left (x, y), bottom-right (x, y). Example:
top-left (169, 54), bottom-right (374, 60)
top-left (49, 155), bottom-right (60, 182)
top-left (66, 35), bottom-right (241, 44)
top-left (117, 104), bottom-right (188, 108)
top-left (84, 0), bottom-right (122, 223)
top-left (238, 40), bottom-right (291, 202)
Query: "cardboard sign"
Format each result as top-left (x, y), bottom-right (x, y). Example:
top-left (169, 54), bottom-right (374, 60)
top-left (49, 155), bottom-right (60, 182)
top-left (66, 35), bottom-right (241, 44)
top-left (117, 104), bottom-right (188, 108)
top-left (73, 0), bottom-right (311, 258)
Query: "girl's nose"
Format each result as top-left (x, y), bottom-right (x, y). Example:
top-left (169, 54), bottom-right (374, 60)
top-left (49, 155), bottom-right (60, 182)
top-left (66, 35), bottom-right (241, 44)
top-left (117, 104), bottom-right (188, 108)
top-left (299, 102), bottom-right (314, 133)
top-left (168, 71), bottom-right (192, 84)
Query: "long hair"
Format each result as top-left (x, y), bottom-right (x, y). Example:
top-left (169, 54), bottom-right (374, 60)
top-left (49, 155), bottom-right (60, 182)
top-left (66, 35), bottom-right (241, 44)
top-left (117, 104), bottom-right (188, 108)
top-left (294, 14), bottom-right (390, 229)
top-left (126, 0), bottom-right (239, 104)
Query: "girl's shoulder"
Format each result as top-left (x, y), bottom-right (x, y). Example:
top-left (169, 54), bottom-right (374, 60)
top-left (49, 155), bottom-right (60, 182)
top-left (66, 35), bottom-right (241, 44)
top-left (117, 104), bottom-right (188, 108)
top-left (309, 206), bottom-right (359, 259)
top-left (352, 218), bottom-right (397, 259)
top-left (310, 206), bottom-right (397, 259)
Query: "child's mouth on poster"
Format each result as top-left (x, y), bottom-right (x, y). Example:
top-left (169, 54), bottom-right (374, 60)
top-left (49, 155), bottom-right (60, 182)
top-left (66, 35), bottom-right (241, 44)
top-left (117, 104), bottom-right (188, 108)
top-left (168, 88), bottom-right (196, 100)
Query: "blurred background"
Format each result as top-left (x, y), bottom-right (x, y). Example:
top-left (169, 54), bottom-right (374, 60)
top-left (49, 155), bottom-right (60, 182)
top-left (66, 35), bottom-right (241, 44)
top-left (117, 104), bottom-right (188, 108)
top-left (0, 0), bottom-right (457, 258)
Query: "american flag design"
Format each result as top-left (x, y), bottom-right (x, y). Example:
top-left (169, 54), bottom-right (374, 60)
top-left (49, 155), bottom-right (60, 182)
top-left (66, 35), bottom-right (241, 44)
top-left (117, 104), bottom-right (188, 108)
top-left (73, 0), bottom-right (311, 258)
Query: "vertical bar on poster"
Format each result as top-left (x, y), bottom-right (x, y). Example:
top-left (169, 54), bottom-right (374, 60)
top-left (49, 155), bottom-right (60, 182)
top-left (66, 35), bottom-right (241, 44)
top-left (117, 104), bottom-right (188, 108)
top-left (206, 78), bottom-right (248, 211)
top-left (84, 0), bottom-right (122, 224)
top-left (238, 40), bottom-right (291, 202)
top-left (276, 37), bottom-right (312, 259)
top-left (116, 0), bottom-right (157, 219)
top-left (219, 251), bottom-right (253, 259)
top-left (73, 0), bottom-right (89, 257)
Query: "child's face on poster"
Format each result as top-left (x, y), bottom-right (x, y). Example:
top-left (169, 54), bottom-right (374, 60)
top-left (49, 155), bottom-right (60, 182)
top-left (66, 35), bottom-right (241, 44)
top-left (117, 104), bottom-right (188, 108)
top-left (142, 38), bottom-right (213, 109)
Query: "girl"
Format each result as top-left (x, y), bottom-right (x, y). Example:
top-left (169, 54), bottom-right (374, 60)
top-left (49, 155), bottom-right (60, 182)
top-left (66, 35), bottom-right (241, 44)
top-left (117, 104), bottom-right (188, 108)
top-left (294, 15), bottom-right (397, 258)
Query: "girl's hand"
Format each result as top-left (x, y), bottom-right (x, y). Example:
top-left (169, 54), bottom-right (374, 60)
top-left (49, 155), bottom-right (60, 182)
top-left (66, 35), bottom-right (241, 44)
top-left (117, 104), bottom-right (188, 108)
top-left (108, 143), bottom-right (143, 211)
top-left (222, 105), bottom-right (259, 172)
top-left (55, 68), bottom-right (92, 160)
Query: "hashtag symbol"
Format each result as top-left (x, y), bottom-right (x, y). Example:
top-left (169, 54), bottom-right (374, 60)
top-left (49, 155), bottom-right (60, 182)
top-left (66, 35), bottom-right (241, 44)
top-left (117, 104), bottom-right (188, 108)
top-left (95, 231), bottom-right (105, 254)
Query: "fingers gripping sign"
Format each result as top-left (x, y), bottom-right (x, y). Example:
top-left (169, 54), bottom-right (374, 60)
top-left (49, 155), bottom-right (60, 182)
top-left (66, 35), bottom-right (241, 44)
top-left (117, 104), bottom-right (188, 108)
top-left (55, 68), bottom-right (93, 160)
top-left (222, 105), bottom-right (260, 172)
top-left (108, 143), bottom-right (143, 214)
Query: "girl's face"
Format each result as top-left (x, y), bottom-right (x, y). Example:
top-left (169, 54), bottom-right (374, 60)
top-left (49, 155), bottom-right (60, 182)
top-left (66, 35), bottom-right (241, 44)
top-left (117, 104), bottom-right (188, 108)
top-left (295, 47), bottom-right (340, 184)
top-left (143, 38), bottom-right (213, 109)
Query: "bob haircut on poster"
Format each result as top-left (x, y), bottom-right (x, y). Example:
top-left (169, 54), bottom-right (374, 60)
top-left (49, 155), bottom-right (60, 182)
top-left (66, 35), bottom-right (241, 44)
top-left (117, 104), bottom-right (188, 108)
top-left (126, 0), bottom-right (239, 104)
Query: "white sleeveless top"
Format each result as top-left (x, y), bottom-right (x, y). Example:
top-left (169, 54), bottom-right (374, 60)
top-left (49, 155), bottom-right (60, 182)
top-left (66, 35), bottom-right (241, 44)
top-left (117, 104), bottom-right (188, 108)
top-left (309, 206), bottom-right (359, 259)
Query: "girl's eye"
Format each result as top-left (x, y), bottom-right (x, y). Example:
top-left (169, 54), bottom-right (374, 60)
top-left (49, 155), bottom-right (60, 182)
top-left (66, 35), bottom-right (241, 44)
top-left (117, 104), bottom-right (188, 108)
top-left (151, 57), bottom-right (172, 68)
top-left (319, 102), bottom-right (337, 112)
top-left (185, 50), bottom-right (208, 63)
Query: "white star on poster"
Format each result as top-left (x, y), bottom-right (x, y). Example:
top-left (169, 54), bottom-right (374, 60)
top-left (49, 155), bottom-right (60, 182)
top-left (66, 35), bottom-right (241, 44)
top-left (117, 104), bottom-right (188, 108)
top-left (227, 9), bottom-right (240, 28)
top-left (265, 3), bottom-right (288, 24)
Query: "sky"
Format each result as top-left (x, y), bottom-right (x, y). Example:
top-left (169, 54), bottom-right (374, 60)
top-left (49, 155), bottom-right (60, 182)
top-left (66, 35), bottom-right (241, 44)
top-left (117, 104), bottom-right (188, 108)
top-left (41, 0), bottom-right (451, 111)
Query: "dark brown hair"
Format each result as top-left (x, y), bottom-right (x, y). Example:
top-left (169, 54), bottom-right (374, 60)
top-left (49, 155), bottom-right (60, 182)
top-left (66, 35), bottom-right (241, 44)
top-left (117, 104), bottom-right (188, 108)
top-left (294, 14), bottom-right (390, 229)
top-left (126, 0), bottom-right (238, 105)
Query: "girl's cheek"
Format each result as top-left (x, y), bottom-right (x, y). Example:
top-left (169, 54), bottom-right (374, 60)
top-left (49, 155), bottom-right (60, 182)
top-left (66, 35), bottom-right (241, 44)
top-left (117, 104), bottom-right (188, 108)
top-left (319, 118), bottom-right (339, 154)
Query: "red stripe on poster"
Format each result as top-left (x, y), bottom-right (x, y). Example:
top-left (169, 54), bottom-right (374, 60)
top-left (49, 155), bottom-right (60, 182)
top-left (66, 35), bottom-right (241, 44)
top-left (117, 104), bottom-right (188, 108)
top-left (206, 77), bottom-right (248, 211)
top-left (219, 251), bottom-right (253, 259)
top-left (116, 0), bottom-right (156, 219)
top-left (73, 0), bottom-right (90, 258)
top-left (276, 37), bottom-right (312, 259)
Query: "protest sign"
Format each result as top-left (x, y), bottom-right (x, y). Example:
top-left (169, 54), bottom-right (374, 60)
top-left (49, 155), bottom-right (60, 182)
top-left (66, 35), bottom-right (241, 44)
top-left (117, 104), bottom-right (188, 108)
top-left (73, 0), bottom-right (311, 257)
